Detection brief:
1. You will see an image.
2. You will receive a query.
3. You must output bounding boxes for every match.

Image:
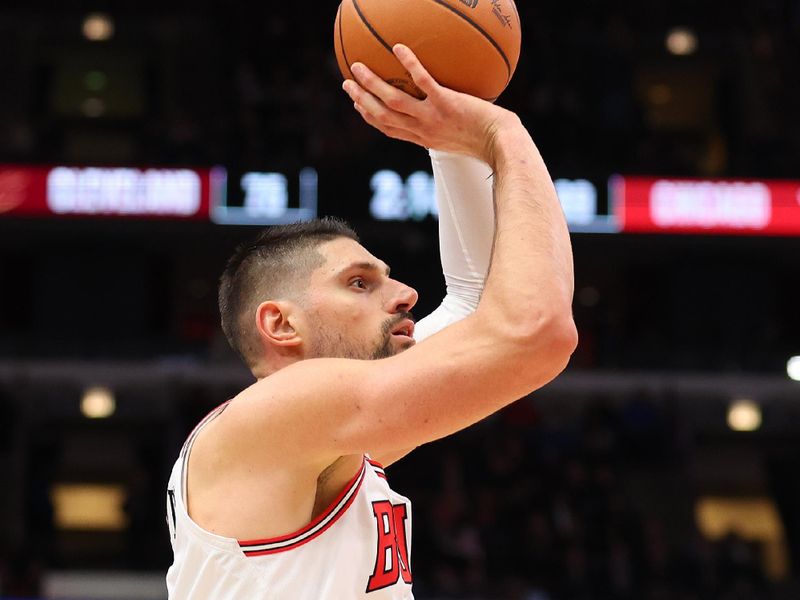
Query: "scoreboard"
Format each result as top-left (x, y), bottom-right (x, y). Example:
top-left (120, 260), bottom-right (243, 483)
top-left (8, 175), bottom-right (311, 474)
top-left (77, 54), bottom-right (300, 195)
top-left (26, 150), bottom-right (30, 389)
top-left (1, 163), bottom-right (799, 237)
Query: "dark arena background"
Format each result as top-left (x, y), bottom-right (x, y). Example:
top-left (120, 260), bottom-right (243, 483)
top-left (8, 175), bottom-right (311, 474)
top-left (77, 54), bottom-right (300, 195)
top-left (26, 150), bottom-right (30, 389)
top-left (1, 1), bottom-right (800, 598)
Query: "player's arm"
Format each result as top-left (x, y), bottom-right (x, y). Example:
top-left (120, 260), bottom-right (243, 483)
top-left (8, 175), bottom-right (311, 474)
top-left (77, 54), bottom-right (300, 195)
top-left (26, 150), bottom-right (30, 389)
top-left (218, 46), bottom-right (577, 473)
top-left (372, 141), bottom-right (495, 467)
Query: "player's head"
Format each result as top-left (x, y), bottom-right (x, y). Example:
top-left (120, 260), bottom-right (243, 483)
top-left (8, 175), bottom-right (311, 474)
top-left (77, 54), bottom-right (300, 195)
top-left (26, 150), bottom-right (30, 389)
top-left (219, 218), bottom-right (418, 378)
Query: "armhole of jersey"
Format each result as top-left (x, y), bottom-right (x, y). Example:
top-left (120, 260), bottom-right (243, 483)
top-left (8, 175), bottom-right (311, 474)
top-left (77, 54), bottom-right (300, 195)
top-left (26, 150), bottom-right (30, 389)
top-left (238, 457), bottom-right (367, 557)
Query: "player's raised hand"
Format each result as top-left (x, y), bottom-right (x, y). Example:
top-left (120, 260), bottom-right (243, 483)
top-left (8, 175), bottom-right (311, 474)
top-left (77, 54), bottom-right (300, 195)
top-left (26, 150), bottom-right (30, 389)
top-left (342, 44), bottom-right (518, 165)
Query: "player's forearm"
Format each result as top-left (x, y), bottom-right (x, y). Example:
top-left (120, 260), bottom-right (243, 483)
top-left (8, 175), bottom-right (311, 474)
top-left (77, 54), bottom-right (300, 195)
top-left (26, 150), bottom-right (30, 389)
top-left (415, 151), bottom-right (494, 341)
top-left (478, 118), bottom-right (576, 344)
top-left (430, 149), bottom-right (494, 286)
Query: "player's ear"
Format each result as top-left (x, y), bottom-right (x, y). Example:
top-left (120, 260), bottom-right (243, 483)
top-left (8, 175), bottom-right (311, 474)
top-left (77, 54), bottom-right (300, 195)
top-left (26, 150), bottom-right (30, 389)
top-left (256, 300), bottom-right (303, 348)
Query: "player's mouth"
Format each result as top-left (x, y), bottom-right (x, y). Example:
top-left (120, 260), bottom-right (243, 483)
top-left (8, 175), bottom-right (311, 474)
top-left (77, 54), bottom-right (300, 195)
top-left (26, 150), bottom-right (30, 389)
top-left (390, 319), bottom-right (415, 341)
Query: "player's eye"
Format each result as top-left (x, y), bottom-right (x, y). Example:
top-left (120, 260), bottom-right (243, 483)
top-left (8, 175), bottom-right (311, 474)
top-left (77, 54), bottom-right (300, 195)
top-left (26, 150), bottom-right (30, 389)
top-left (349, 277), bottom-right (368, 290)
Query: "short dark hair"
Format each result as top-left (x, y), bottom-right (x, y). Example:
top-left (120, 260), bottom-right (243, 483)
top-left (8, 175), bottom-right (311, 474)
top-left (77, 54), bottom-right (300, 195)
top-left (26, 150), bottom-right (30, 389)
top-left (219, 217), bottom-right (359, 369)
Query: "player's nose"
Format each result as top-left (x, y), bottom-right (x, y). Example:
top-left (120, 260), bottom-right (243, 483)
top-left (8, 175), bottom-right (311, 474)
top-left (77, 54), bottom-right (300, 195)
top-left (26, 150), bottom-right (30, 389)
top-left (387, 280), bottom-right (418, 314)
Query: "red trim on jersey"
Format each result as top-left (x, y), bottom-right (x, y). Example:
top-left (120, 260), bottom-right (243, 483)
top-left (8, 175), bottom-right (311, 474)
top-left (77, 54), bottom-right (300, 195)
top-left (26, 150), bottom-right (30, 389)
top-left (239, 458), bottom-right (366, 556)
top-left (367, 458), bottom-right (387, 480)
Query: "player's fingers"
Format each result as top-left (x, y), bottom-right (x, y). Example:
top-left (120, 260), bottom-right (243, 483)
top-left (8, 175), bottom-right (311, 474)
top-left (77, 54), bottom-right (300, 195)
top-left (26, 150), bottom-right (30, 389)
top-left (392, 44), bottom-right (441, 99)
top-left (343, 80), bottom-right (418, 130)
top-left (352, 102), bottom-right (426, 147)
top-left (349, 63), bottom-right (420, 115)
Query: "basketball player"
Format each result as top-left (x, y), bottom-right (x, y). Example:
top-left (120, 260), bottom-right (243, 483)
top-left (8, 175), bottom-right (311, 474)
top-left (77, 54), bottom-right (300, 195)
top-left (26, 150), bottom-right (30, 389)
top-left (166, 45), bottom-right (576, 598)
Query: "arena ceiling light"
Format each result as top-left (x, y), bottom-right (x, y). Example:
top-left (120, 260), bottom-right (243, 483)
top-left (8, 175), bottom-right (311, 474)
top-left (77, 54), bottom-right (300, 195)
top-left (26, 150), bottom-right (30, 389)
top-left (788, 356), bottom-right (800, 382)
top-left (727, 399), bottom-right (762, 432)
top-left (51, 483), bottom-right (128, 531)
top-left (81, 385), bottom-right (116, 419)
top-left (665, 27), bottom-right (698, 56)
top-left (82, 13), bottom-right (115, 42)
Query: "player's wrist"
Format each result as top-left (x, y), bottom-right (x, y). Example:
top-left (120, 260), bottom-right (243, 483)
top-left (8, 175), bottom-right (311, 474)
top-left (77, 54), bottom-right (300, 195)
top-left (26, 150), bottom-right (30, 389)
top-left (480, 111), bottom-right (521, 164)
top-left (484, 114), bottom-right (535, 172)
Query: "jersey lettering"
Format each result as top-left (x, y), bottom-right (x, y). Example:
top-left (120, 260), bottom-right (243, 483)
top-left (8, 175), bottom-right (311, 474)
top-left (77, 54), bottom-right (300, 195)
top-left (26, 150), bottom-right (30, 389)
top-left (366, 501), bottom-right (412, 592)
top-left (167, 488), bottom-right (177, 539)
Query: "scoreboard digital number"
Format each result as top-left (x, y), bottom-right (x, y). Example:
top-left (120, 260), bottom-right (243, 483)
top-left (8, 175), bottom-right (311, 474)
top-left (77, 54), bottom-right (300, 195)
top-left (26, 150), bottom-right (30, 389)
top-left (210, 167), bottom-right (319, 226)
top-left (367, 169), bottom-right (617, 233)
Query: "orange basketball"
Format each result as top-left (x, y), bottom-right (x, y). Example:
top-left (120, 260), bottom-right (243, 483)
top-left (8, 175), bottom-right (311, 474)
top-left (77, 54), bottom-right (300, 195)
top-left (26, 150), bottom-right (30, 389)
top-left (334, 0), bottom-right (521, 101)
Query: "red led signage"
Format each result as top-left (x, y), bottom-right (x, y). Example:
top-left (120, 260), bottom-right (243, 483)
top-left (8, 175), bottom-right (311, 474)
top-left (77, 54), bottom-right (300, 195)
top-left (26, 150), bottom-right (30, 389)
top-left (614, 176), bottom-right (800, 236)
top-left (0, 165), bottom-right (214, 220)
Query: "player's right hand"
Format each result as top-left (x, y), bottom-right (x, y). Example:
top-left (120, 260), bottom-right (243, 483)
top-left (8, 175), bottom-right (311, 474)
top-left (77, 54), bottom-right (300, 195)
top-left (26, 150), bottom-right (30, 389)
top-left (342, 44), bottom-right (520, 166)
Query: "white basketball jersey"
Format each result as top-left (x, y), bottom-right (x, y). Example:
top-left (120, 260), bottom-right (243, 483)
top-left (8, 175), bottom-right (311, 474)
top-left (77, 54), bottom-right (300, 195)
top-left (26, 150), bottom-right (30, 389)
top-left (165, 403), bottom-right (414, 599)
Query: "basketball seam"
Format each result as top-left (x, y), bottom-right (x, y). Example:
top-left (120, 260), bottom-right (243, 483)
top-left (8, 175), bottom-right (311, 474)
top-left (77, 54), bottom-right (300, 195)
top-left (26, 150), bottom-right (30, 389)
top-left (351, 0), bottom-right (394, 54)
top-left (338, 2), bottom-right (355, 79)
top-left (422, 0), bottom-right (511, 83)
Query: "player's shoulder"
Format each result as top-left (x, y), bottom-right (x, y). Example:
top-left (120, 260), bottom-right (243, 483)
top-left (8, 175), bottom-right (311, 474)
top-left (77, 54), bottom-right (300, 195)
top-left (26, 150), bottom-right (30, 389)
top-left (203, 359), bottom-right (364, 462)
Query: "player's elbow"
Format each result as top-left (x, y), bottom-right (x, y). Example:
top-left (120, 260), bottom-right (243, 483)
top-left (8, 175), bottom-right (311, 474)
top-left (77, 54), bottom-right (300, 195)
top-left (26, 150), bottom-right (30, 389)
top-left (507, 305), bottom-right (576, 344)
top-left (550, 316), bottom-right (579, 374)
top-left (554, 315), bottom-right (579, 358)
top-left (504, 310), bottom-right (578, 368)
